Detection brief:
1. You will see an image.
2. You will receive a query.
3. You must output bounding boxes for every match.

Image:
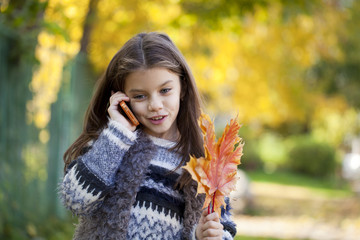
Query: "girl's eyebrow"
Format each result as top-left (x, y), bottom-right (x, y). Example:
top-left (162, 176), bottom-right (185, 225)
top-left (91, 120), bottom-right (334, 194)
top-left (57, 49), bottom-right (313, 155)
top-left (128, 80), bottom-right (174, 93)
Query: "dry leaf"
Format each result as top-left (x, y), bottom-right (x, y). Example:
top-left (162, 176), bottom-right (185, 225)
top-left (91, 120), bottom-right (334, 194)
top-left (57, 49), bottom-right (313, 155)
top-left (183, 113), bottom-right (244, 216)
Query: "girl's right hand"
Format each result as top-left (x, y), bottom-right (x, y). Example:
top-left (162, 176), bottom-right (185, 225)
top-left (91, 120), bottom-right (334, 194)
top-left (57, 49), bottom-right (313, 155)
top-left (195, 210), bottom-right (223, 240)
top-left (108, 91), bottom-right (137, 131)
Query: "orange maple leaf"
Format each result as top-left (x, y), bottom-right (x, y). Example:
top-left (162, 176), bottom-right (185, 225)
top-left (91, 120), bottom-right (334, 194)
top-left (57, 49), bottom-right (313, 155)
top-left (183, 113), bottom-right (244, 216)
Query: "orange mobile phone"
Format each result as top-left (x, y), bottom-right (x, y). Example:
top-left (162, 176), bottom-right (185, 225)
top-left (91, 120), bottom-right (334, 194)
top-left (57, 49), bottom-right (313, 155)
top-left (119, 101), bottom-right (139, 126)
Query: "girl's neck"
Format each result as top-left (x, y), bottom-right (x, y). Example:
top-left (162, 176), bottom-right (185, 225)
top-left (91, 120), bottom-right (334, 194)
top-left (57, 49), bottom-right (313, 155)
top-left (142, 126), bottom-right (180, 143)
top-left (146, 133), bottom-right (178, 149)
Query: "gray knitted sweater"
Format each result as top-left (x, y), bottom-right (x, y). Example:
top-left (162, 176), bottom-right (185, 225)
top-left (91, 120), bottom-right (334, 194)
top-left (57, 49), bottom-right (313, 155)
top-left (60, 119), bottom-right (236, 239)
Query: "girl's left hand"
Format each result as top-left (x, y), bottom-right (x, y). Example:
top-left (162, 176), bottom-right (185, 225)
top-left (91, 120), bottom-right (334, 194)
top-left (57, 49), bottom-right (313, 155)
top-left (195, 209), bottom-right (223, 240)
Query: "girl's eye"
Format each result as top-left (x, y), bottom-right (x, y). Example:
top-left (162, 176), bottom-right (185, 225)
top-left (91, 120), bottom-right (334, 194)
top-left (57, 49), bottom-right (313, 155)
top-left (133, 94), bottom-right (145, 100)
top-left (160, 88), bottom-right (171, 94)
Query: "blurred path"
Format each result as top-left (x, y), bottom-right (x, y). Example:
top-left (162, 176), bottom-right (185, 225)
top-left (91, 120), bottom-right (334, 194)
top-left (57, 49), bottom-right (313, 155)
top-left (233, 182), bottom-right (360, 240)
top-left (234, 215), bottom-right (360, 240)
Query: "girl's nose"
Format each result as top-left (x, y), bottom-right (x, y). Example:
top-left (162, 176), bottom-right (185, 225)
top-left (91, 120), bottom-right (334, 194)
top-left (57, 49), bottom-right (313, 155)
top-left (148, 97), bottom-right (163, 111)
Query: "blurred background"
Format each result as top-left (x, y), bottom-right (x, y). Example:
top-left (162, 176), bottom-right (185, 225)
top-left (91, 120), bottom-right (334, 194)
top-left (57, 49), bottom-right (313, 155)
top-left (1, 0), bottom-right (360, 239)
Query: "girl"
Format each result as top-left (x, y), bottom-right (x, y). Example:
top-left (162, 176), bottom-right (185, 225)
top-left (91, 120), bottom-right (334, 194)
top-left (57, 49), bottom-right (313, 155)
top-left (60, 32), bottom-right (236, 240)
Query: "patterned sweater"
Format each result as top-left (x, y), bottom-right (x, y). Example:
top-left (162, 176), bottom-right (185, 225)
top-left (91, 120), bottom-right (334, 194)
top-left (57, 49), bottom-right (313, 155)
top-left (60, 119), bottom-right (236, 239)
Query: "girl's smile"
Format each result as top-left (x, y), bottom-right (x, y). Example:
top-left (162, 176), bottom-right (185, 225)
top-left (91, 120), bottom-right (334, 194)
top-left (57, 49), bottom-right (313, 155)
top-left (148, 115), bottom-right (166, 124)
top-left (124, 67), bottom-right (181, 141)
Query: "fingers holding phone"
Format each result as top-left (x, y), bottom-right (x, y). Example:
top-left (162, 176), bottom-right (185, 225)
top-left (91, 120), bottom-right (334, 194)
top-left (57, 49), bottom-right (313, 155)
top-left (108, 91), bottom-right (138, 131)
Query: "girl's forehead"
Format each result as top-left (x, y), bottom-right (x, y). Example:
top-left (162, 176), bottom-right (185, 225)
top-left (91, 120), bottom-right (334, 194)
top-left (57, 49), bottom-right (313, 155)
top-left (124, 67), bottom-right (180, 90)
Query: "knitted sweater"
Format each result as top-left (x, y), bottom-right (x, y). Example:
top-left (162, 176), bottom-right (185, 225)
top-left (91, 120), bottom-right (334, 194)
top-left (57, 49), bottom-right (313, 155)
top-left (60, 119), bottom-right (236, 239)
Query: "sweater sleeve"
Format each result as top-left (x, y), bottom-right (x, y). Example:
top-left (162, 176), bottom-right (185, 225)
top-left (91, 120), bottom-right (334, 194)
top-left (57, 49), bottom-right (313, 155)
top-left (60, 119), bottom-right (137, 216)
top-left (220, 197), bottom-right (237, 239)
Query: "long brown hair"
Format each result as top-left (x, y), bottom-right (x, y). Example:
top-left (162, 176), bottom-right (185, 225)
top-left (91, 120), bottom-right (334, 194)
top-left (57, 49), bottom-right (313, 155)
top-left (63, 32), bottom-right (204, 186)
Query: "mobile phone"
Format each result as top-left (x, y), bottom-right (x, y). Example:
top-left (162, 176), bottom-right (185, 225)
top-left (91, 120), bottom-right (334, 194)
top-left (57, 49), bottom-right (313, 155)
top-left (119, 101), bottom-right (139, 126)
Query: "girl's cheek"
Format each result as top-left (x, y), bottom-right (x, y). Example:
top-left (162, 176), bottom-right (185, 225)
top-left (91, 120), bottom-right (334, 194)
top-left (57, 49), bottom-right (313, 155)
top-left (130, 103), bottom-right (144, 116)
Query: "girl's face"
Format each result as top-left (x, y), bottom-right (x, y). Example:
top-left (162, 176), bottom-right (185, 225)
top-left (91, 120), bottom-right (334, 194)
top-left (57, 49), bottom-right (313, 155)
top-left (124, 67), bottom-right (182, 141)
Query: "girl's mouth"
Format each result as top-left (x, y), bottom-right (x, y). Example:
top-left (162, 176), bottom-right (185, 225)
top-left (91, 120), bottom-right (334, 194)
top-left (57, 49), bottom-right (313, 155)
top-left (148, 115), bottom-right (166, 124)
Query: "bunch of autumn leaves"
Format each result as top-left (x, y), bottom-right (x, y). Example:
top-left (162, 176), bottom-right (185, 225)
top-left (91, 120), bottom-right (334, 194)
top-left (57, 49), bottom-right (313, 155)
top-left (183, 113), bottom-right (244, 216)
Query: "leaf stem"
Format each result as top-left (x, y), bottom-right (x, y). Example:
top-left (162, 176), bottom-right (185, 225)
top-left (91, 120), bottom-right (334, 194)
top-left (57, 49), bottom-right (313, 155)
top-left (211, 191), bottom-right (216, 213)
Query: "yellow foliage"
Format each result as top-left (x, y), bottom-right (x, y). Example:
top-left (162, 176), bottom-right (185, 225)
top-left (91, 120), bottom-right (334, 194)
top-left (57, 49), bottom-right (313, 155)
top-left (29, 0), bottom-right (90, 130)
top-left (29, 0), bottom-right (350, 133)
top-left (30, 47), bottom-right (64, 128)
top-left (186, 3), bottom-right (343, 127)
top-left (311, 96), bottom-right (357, 146)
top-left (88, 0), bottom-right (183, 72)
top-left (0, 0), bottom-right (9, 12)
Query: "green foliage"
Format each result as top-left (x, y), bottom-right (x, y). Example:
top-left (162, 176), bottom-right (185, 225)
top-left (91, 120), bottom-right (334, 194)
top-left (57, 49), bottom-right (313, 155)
top-left (241, 131), bottom-right (289, 172)
top-left (234, 125), bottom-right (264, 171)
top-left (36, 215), bottom-right (76, 240)
top-left (179, 0), bottom-right (269, 28)
top-left (247, 169), bottom-right (351, 197)
top-left (1, 0), bottom-right (47, 30)
top-left (0, 214), bottom-right (76, 240)
top-left (258, 133), bottom-right (288, 172)
top-left (179, 0), bottom-right (323, 29)
top-left (0, 1), bottom-right (64, 239)
top-left (287, 136), bottom-right (337, 177)
top-left (42, 21), bottom-right (71, 42)
top-left (241, 142), bottom-right (264, 171)
top-left (306, 1), bottom-right (360, 109)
